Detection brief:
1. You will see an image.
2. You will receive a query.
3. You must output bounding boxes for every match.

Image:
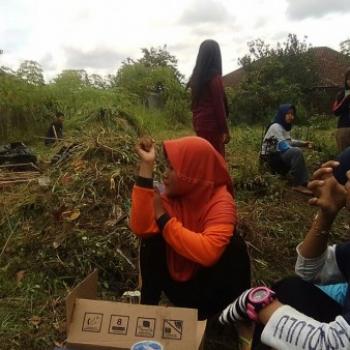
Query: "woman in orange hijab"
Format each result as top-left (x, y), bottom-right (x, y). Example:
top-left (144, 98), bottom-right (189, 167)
top-left (130, 136), bottom-right (250, 320)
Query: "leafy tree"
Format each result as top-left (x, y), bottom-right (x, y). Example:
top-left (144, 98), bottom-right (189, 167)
top-left (89, 73), bottom-right (107, 89)
top-left (229, 34), bottom-right (317, 124)
top-left (116, 63), bottom-right (151, 101)
top-left (17, 60), bottom-right (44, 85)
top-left (340, 38), bottom-right (350, 57)
top-left (53, 69), bottom-right (90, 89)
top-left (122, 45), bottom-right (184, 83)
top-left (115, 47), bottom-right (189, 123)
top-left (139, 46), bottom-right (176, 66)
top-left (0, 63), bottom-right (51, 140)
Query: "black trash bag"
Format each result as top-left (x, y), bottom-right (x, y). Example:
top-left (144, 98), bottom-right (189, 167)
top-left (0, 142), bottom-right (37, 165)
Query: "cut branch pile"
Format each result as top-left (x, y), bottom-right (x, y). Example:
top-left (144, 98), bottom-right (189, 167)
top-left (0, 117), bottom-right (154, 348)
top-left (0, 170), bottom-right (41, 186)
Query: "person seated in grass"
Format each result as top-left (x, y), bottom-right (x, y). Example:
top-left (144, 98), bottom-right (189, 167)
top-left (260, 104), bottom-right (313, 195)
top-left (219, 150), bottom-right (350, 349)
top-left (44, 111), bottom-right (64, 146)
top-left (129, 135), bottom-right (251, 320)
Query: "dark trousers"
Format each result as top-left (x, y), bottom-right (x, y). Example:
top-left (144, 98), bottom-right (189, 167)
top-left (264, 153), bottom-right (290, 175)
top-left (263, 148), bottom-right (309, 186)
top-left (280, 148), bottom-right (309, 186)
top-left (140, 234), bottom-right (251, 320)
top-left (252, 276), bottom-right (343, 349)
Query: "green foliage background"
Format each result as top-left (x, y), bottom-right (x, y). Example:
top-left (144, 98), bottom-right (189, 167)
top-left (227, 34), bottom-right (319, 125)
top-left (0, 46), bottom-right (191, 143)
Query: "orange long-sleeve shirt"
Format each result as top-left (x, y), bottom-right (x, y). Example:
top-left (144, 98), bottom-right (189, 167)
top-left (130, 183), bottom-right (235, 280)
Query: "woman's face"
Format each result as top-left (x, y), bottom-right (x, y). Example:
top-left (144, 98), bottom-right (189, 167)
top-left (163, 162), bottom-right (180, 197)
top-left (162, 159), bottom-right (192, 198)
top-left (285, 109), bottom-right (295, 124)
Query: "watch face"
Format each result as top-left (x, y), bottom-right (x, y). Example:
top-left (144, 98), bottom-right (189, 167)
top-left (251, 289), bottom-right (268, 302)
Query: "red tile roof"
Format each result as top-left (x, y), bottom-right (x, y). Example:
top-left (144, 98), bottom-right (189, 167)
top-left (310, 47), bottom-right (350, 87)
top-left (223, 46), bottom-right (350, 89)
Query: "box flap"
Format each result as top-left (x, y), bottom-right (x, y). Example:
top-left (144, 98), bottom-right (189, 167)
top-left (66, 269), bottom-right (98, 334)
top-left (196, 320), bottom-right (207, 349)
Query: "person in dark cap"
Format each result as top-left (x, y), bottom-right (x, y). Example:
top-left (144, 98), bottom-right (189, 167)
top-left (332, 69), bottom-right (350, 152)
top-left (45, 112), bottom-right (64, 146)
top-left (260, 104), bottom-right (313, 195)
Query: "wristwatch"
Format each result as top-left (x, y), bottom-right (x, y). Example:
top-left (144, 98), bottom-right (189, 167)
top-left (246, 286), bottom-right (276, 321)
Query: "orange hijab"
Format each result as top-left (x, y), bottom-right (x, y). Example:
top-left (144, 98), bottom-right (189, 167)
top-left (161, 136), bottom-right (234, 281)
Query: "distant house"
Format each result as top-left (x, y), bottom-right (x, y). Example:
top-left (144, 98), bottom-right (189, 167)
top-left (223, 47), bottom-right (350, 114)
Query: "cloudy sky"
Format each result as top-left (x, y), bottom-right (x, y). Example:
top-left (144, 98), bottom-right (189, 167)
top-left (1, 0), bottom-right (349, 82)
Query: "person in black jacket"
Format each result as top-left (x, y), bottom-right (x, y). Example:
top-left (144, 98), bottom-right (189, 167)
top-left (332, 69), bottom-right (350, 151)
top-left (45, 112), bottom-right (64, 146)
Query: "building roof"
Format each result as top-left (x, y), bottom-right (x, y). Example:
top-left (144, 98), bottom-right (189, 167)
top-left (223, 46), bottom-right (350, 89)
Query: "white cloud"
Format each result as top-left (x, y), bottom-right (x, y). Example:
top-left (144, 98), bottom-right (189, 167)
top-left (1, 0), bottom-right (350, 81)
top-left (64, 47), bottom-right (123, 69)
top-left (39, 53), bottom-right (56, 71)
top-left (286, 0), bottom-right (350, 20)
top-left (179, 0), bottom-right (233, 25)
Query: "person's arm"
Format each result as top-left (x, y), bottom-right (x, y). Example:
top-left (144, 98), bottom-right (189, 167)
top-left (219, 288), bottom-right (350, 350)
top-left (259, 302), bottom-right (350, 350)
top-left (210, 75), bottom-right (229, 136)
top-left (295, 243), bottom-right (346, 284)
top-left (52, 125), bottom-right (58, 140)
top-left (333, 90), bottom-right (350, 116)
top-left (154, 189), bottom-right (236, 266)
top-left (290, 139), bottom-right (312, 148)
top-left (161, 219), bottom-right (234, 266)
top-left (291, 162), bottom-right (348, 284)
top-left (297, 210), bottom-right (335, 258)
top-left (129, 137), bottom-right (159, 236)
top-left (299, 162), bottom-right (347, 258)
top-left (289, 130), bottom-right (312, 148)
top-left (130, 182), bottom-right (159, 236)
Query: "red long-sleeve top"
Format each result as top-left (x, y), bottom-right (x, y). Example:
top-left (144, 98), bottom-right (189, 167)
top-left (192, 74), bottom-right (228, 134)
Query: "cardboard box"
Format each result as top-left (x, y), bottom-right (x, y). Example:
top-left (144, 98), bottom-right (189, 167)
top-left (66, 270), bottom-right (206, 350)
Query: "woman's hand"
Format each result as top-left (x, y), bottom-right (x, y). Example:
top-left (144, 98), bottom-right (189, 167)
top-left (136, 136), bottom-right (156, 178)
top-left (308, 161), bottom-right (347, 218)
top-left (154, 187), bottom-right (166, 219)
top-left (136, 136), bottom-right (156, 164)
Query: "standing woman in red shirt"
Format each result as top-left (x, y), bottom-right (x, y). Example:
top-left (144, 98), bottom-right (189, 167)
top-left (188, 39), bottom-right (230, 158)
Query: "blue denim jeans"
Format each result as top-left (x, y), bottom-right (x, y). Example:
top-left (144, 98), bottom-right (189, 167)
top-left (280, 147), bottom-right (308, 186)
